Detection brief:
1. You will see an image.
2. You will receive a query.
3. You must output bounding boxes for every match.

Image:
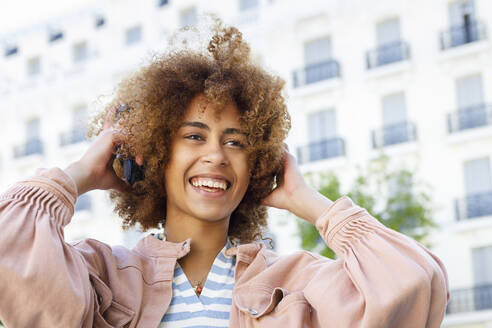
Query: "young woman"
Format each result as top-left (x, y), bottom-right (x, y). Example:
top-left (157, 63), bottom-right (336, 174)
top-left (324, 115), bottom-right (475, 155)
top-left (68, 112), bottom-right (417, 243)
top-left (0, 22), bottom-right (448, 327)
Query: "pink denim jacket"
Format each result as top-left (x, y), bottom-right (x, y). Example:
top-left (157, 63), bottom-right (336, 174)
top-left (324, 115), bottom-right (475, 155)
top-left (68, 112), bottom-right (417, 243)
top-left (0, 168), bottom-right (449, 327)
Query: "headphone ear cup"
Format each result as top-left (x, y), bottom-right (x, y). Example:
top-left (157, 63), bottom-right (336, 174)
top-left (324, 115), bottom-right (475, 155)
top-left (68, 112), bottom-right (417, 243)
top-left (122, 158), bottom-right (145, 185)
top-left (123, 159), bottom-right (134, 185)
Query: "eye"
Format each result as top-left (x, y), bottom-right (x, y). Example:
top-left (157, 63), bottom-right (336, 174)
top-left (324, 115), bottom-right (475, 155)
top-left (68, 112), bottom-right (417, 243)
top-left (185, 134), bottom-right (204, 141)
top-left (225, 139), bottom-right (245, 148)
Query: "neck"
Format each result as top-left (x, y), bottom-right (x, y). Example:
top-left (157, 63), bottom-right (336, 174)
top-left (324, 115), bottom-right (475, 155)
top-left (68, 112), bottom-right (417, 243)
top-left (164, 210), bottom-right (229, 270)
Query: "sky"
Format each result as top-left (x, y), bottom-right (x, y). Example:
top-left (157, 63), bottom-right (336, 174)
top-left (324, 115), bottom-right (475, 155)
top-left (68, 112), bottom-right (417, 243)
top-left (0, 0), bottom-right (94, 34)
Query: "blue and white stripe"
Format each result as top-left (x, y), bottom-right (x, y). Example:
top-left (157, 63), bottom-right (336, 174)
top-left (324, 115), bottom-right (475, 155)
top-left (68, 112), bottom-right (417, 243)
top-left (159, 239), bottom-right (236, 328)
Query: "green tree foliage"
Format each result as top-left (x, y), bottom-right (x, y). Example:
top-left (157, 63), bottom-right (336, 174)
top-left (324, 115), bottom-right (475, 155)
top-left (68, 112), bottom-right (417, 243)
top-left (298, 155), bottom-right (435, 259)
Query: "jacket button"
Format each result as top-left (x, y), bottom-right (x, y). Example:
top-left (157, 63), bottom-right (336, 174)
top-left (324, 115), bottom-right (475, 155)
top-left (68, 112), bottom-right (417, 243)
top-left (98, 296), bottom-right (103, 304)
top-left (248, 308), bottom-right (258, 316)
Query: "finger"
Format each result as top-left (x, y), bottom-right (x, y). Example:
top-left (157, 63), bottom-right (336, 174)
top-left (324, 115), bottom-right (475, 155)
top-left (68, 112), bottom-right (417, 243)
top-left (102, 129), bottom-right (127, 151)
top-left (103, 106), bottom-right (119, 130)
top-left (110, 172), bottom-right (132, 193)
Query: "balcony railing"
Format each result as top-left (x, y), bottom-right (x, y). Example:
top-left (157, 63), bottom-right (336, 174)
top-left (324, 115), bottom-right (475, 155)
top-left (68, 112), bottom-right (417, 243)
top-left (297, 137), bottom-right (345, 164)
top-left (447, 284), bottom-right (492, 314)
top-left (455, 191), bottom-right (492, 221)
top-left (372, 121), bottom-right (417, 148)
top-left (447, 104), bottom-right (492, 133)
top-left (441, 21), bottom-right (487, 50)
top-left (60, 127), bottom-right (87, 146)
top-left (366, 40), bottom-right (410, 69)
top-left (293, 60), bottom-right (340, 88)
top-left (13, 138), bottom-right (43, 158)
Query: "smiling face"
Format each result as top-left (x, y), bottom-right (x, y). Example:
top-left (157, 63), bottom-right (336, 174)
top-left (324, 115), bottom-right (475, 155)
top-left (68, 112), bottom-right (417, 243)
top-left (164, 95), bottom-right (250, 224)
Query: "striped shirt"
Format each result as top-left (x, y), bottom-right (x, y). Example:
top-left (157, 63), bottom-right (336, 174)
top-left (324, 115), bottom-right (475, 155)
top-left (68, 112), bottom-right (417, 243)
top-left (158, 238), bottom-right (236, 328)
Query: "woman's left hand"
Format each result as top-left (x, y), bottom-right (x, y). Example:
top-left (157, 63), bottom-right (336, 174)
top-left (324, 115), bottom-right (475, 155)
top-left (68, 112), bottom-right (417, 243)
top-left (261, 147), bottom-right (333, 225)
top-left (261, 148), bottom-right (307, 210)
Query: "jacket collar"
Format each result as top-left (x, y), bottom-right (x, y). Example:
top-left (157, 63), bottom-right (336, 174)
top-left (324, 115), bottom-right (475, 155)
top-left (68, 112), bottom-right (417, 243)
top-left (133, 234), bottom-right (191, 259)
top-left (133, 234), bottom-right (264, 263)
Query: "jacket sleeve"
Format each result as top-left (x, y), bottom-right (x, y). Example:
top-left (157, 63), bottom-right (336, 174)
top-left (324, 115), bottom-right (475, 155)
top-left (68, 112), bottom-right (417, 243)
top-left (0, 168), bottom-right (96, 328)
top-left (303, 196), bottom-right (449, 328)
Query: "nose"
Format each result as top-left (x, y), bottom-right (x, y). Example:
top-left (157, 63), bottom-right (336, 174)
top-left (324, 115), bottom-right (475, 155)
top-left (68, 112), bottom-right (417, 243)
top-left (201, 140), bottom-right (229, 167)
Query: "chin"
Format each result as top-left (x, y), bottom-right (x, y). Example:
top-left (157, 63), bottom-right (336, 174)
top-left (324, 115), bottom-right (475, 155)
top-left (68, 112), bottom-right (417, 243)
top-left (190, 208), bottom-right (233, 222)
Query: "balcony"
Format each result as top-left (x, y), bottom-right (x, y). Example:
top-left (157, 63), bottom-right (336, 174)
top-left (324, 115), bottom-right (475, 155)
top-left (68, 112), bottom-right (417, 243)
top-left (440, 21), bottom-right (487, 50)
top-left (292, 60), bottom-right (340, 88)
top-left (297, 137), bottom-right (345, 164)
top-left (13, 138), bottom-right (43, 158)
top-left (60, 127), bottom-right (87, 146)
top-left (371, 121), bottom-right (417, 148)
top-left (447, 104), bottom-right (492, 133)
top-left (455, 191), bottom-right (492, 221)
top-left (366, 41), bottom-right (410, 69)
top-left (447, 284), bottom-right (492, 314)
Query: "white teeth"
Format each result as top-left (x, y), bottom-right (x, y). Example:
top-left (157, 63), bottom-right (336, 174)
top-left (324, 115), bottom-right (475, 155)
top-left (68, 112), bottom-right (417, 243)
top-left (190, 177), bottom-right (228, 190)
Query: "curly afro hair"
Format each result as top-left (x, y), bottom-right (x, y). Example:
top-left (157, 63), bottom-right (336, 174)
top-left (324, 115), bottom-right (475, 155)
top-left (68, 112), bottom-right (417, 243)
top-left (88, 19), bottom-right (291, 243)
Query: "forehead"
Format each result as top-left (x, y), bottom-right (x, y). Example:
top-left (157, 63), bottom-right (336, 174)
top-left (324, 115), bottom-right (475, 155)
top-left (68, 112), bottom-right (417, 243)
top-left (182, 95), bottom-right (242, 126)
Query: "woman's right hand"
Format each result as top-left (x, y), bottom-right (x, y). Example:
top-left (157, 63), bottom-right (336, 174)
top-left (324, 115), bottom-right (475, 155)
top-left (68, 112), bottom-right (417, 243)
top-left (63, 128), bottom-right (131, 196)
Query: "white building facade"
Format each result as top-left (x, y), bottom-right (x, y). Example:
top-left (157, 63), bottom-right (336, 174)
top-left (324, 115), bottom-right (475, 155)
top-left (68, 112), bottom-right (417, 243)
top-left (1, 0), bottom-right (491, 326)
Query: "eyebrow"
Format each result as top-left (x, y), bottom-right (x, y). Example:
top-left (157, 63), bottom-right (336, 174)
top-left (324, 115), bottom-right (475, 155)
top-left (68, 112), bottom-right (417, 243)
top-left (181, 121), bottom-right (247, 135)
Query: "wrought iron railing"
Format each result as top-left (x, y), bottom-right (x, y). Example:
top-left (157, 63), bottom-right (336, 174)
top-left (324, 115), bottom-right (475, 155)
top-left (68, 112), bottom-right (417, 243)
top-left (372, 121), bottom-right (417, 148)
top-left (297, 137), bottom-right (345, 164)
top-left (60, 127), bottom-right (87, 146)
top-left (441, 21), bottom-right (487, 50)
top-left (447, 104), bottom-right (492, 133)
top-left (455, 191), bottom-right (492, 221)
top-left (13, 138), bottom-right (43, 158)
top-left (366, 40), bottom-right (410, 69)
top-left (447, 284), bottom-right (492, 314)
top-left (293, 60), bottom-right (341, 88)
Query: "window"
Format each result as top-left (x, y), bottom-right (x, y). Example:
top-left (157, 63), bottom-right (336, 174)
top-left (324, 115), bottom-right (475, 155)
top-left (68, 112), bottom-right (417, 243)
top-left (300, 37), bottom-right (338, 84)
top-left (449, 0), bottom-right (476, 27)
top-left (463, 158), bottom-right (492, 218)
top-left (308, 110), bottom-right (337, 142)
top-left (473, 246), bottom-right (492, 285)
top-left (239, 0), bottom-right (259, 11)
top-left (457, 75), bottom-right (484, 109)
top-left (5, 45), bottom-right (18, 57)
top-left (455, 75), bottom-right (486, 130)
top-left (95, 16), bottom-right (105, 28)
top-left (298, 109), bottom-right (344, 162)
top-left (444, 0), bottom-right (481, 48)
top-left (158, 0), bottom-right (169, 7)
top-left (125, 25), bottom-right (142, 45)
top-left (472, 246), bottom-right (492, 310)
top-left (14, 118), bottom-right (42, 158)
top-left (368, 18), bottom-right (408, 67)
top-left (180, 7), bottom-right (197, 28)
top-left (73, 41), bottom-right (88, 62)
top-left (376, 18), bottom-right (401, 46)
top-left (73, 105), bottom-right (88, 128)
top-left (374, 93), bottom-right (414, 147)
top-left (27, 56), bottom-right (41, 76)
top-left (49, 31), bottom-right (64, 43)
top-left (464, 158), bottom-right (491, 195)
top-left (304, 37), bottom-right (332, 67)
top-left (61, 105), bottom-right (88, 146)
top-left (382, 93), bottom-right (407, 126)
top-left (24, 119), bottom-right (42, 155)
